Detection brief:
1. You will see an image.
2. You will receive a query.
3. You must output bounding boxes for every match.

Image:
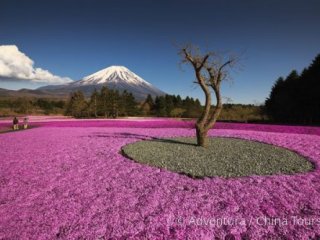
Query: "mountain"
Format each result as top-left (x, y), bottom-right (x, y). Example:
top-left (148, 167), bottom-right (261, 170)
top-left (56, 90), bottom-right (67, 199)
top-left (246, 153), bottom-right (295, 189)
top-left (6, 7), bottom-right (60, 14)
top-left (38, 66), bottom-right (166, 101)
top-left (0, 87), bottom-right (67, 99)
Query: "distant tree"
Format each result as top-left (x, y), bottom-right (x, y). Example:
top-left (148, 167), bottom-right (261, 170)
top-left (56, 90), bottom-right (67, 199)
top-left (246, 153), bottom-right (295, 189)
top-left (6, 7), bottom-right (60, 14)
top-left (165, 95), bottom-right (174, 116)
top-left (121, 90), bottom-right (138, 116)
top-left (183, 96), bottom-right (191, 108)
top-left (182, 97), bottom-right (201, 118)
top-left (107, 90), bottom-right (120, 118)
top-left (173, 95), bottom-right (183, 108)
top-left (65, 91), bottom-right (87, 118)
top-left (180, 44), bottom-right (237, 147)
top-left (140, 102), bottom-right (151, 116)
top-left (154, 96), bottom-right (167, 117)
top-left (141, 94), bottom-right (154, 115)
top-left (13, 97), bottom-right (32, 114)
top-left (170, 107), bottom-right (185, 118)
top-left (89, 89), bottom-right (99, 117)
top-left (145, 94), bottom-right (154, 108)
top-left (99, 86), bottom-right (109, 117)
top-left (53, 100), bottom-right (65, 109)
top-left (36, 98), bottom-right (53, 113)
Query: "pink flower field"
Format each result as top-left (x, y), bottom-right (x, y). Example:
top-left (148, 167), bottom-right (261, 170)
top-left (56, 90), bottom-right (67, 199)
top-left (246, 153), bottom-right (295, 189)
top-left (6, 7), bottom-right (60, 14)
top-left (1, 119), bottom-right (320, 239)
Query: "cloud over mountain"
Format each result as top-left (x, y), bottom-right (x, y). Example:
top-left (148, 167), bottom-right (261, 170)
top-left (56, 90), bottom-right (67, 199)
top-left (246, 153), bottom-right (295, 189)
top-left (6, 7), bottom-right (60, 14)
top-left (0, 45), bottom-right (73, 84)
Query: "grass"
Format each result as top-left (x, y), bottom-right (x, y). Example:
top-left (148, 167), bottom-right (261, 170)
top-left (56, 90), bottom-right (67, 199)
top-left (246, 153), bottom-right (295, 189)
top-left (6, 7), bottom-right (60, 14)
top-left (122, 137), bottom-right (314, 178)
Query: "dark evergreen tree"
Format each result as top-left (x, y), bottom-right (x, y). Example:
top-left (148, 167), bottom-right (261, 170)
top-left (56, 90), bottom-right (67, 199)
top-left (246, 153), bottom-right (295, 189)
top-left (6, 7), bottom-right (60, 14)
top-left (108, 90), bottom-right (120, 118)
top-left (174, 95), bottom-right (183, 108)
top-left (121, 90), bottom-right (139, 116)
top-left (165, 95), bottom-right (174, 116)
top-left (89, 89), bottom-right (99, 117)
top-left (99, 86), bottom-right (109, 117)
top-left (154, 96), bottom-right (167, 116)
top-left (145, 94), bottom-right (154, 110)
top-left (140, 94), bottom-right (154, 115)
top-left (265, 54), bottom-right (320, 124)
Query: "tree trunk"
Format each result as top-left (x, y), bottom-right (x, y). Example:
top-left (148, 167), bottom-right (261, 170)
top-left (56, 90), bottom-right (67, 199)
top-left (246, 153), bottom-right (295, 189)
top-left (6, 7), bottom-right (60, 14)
top-left (196, 124), bottom-right (208, 147)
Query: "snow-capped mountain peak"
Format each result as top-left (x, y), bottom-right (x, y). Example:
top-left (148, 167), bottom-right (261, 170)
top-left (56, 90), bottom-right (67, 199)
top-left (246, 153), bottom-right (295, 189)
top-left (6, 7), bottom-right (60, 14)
top-left (74, 65), bottom-right (152, 86)
top-left (38, 65), bottom-right (166, 101)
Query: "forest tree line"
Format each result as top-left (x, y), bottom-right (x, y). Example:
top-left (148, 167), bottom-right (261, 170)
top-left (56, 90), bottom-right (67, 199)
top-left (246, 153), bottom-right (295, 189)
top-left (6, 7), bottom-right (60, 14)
top-left (0, 98), bottom-right (66, 116)
top-left (65, 87), bottom-right (139, 118)
top-left (265, 54), bottom-right (320, 124)
top-left (65, 87), bottom-right (203, 118)
top-left (0, 87), bottom-right (264, 122)
top-left (64, 88), bottom-right (263, 121)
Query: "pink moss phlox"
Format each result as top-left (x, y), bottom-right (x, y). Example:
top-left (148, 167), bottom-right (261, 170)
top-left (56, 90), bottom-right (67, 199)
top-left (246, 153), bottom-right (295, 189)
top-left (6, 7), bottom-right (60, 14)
top-left (0, 121), bottom-right (320, 239)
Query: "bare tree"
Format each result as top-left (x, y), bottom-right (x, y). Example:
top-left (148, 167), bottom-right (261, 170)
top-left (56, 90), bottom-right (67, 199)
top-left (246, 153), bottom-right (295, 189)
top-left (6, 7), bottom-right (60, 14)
top-left (180, 44), bottom-right (237, 147)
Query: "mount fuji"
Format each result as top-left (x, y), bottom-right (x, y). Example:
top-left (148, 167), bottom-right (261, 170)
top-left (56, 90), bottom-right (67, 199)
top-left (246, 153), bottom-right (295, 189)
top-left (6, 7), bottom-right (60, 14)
top-left (37, 66), bottom-right (166, 100)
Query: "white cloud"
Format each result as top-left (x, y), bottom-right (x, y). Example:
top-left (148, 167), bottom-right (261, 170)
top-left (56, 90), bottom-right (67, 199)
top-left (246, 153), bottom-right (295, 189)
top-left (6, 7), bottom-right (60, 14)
top-left (0, 45), bottom-right (73, 84)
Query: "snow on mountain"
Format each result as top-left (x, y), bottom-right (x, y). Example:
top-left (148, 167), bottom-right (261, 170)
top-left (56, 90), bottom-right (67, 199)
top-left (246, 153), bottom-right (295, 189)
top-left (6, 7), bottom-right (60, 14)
top-left (38, 66), bottom-right (166, 101)
top-left (74, 66), bottom-right (152, 86)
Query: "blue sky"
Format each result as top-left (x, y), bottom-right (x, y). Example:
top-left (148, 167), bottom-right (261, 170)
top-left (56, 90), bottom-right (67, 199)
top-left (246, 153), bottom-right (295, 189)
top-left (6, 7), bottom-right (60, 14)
top-left (1, 0), bottom-right (320, 104)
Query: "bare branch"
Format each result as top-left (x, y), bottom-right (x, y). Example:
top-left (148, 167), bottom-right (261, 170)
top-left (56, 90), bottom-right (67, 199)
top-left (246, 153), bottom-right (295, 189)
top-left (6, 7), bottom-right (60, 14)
top-left (178, 43), bottom-right (239, 147)
top-left (218, 60), bottom-right (233, 73)
top-left (197, 54), bottom-right (209, 71)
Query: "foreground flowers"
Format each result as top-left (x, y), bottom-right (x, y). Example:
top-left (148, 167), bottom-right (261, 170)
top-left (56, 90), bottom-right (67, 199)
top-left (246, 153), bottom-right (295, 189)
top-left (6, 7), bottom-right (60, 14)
top-left (0, 120), bottom-right (320, 239)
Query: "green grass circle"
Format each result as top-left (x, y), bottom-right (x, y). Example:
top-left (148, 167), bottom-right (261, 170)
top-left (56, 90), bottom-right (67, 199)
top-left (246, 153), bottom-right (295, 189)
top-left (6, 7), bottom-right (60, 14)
top-left (122, 137), bottom-right (314, 178)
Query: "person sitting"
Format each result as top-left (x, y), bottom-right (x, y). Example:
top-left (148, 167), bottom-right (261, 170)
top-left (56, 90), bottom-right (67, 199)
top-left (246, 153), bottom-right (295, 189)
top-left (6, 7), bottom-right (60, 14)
top-left (23, 117), bottom-right (29, 129)
top-left (13, 117), bottom-right (19, 130)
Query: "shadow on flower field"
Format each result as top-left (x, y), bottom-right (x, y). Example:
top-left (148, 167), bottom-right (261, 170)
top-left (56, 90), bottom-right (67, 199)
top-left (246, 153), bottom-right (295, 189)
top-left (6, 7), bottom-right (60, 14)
top-left (88, 132), bottom-right (198, 146)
